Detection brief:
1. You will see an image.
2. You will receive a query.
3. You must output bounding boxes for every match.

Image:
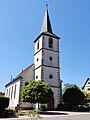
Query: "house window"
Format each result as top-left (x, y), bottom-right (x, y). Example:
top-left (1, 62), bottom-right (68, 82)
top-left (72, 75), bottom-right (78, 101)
top-left (25, 82), bottom-right (29, 86)
top-left (37, 58), bottom-right (39, 61)
top-left (37, 41), bottom-right (39, 50)
top-left (49, 56), bottom-right (53, 61)
top-left (49, 74), bottom-right (53, 79)
top-left (88, 88), bottom-right (90, 91)
top-left (49, 38), bottom-right (53, 48)
top-left (14, 84), bottom-right (17, 99)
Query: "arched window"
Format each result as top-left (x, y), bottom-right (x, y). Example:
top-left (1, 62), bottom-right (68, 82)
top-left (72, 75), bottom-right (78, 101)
top-left (14, 84), bottom-right (17, 99)
top-left (49, 38), bottom-right (53, 48)
top-left (25, 82), bottom-right (29, 86)
top-left (6, 89), bottom-right (8, 97)
top-left (9, 87), bottom-right (10, 98)
top-left (37, 41), bottom-right (39, 50)
top-left (11, 86), bottom-right (13, 99)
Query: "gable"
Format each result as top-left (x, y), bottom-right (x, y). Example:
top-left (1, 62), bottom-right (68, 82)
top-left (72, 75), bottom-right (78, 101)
top-left (82, 78), bottom-right (90, 92)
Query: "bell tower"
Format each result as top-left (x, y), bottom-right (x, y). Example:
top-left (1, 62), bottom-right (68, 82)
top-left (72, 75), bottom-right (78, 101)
top-left (34, 3), bottom-right (62, 109)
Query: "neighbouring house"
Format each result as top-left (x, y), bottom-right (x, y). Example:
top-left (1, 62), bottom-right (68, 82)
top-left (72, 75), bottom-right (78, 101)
top-left (82, 78), bottom-right (90, 93)
top-left (5, 3), bottom-right (62, 110)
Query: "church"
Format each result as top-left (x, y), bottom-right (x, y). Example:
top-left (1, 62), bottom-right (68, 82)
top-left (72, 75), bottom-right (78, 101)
top-left (5, 3), bottom-right (62, 110)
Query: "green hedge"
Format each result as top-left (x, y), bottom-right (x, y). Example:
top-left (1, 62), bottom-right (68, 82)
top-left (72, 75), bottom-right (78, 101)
top-left (0, 96), bottom-right (9, 112)
top-left (39, 104), bottom-right (46, 111)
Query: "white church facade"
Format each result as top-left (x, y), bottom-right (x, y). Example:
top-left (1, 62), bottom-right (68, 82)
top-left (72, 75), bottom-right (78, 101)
top-left (5, 4), bottom-right (62, 110)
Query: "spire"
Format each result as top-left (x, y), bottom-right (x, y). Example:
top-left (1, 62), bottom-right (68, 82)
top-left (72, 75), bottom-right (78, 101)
top-left (41, 1), bottom-right (53, 33)
top-left (34, 1), bottom-right (60, 43)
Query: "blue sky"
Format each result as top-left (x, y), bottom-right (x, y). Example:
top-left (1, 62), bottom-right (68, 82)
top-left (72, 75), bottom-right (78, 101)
top-left (0, 0), bottom-right (90, 92)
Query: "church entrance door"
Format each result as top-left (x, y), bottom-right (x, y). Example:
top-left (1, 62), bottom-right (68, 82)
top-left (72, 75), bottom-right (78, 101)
top-left (47, 98), bottom-right (54, 110)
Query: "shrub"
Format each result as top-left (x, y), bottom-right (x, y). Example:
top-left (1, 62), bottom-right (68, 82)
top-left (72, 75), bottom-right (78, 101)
top-left (63, 88), bottom-right (85, 111)
top-left (5, 108), bottom-right (15, 115)
top-left (57, 104), bottom-right (68, 111)
top-left (39, 104), bottom-right (46, 111)
top-left (0, 96), bottom-right (9, 117)
top-left (0, 96), bottom-right (9, 112)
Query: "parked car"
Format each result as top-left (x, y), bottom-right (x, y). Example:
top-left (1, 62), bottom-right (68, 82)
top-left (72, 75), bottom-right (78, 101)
top-left (78, 105), bottom-right (89, 112)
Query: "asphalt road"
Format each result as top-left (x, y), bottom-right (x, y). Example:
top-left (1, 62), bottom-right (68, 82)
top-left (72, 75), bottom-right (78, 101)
top-left (1, 112), bottom-right (90, 120)
top-left (43, 114), bottom-right (90, 120)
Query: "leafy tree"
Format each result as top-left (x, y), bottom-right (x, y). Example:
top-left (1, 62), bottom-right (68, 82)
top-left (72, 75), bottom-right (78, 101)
top-left (63, 88), bottom-right (85, 110)
top-left (22, 81), bottom-right (54, 109)
top-left (63, 83), bottom-right (80, 93)
top-left (87, 93), bottom-right (90, 103)
top-left (63, 83), bottom-right (80, 92)
top-left (81, 90), bottom-right (90, 104)
top-left (0, 92), bottom-right (5, 96)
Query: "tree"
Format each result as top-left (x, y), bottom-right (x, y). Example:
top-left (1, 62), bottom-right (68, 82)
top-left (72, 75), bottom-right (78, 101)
top-left (63, 88), bottom-right (85, 110)
top-left (0, 92), bottom-right (5, 96)
top-left (22, 81), bottom-right (54, 109)
top-left (81, 90), bottom-right (90, 104)
top-left (63, 83), bottom-right (80, 93)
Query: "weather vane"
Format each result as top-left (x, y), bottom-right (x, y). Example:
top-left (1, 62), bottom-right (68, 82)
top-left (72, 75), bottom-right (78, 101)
top-left (46, 0), bottom-right (48, 8)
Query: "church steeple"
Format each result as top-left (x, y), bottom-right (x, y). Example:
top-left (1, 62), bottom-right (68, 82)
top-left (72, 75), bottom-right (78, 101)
top-left (34, 1), bottom-right (60, 43)
top-left (34, 1), bottom-right (62, 109)
top-left (41, 2), bottom-right (53, 33)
